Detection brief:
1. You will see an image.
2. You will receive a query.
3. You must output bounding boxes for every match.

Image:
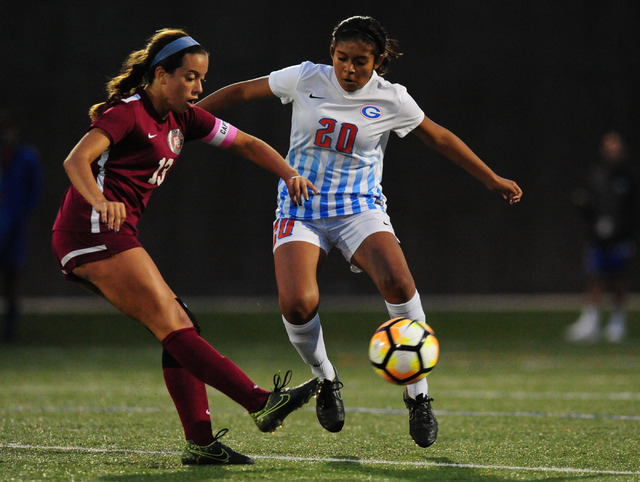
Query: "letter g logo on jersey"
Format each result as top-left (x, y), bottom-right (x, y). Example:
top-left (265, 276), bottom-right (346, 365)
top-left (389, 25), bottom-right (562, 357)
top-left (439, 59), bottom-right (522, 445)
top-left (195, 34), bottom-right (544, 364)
top-left (361, 105), bottom-right (382, 120)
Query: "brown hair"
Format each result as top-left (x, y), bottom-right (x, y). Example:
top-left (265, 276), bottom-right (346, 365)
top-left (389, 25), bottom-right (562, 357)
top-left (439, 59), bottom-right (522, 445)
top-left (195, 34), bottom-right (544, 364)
top-left (88, 28), bottom-right (207, 121)
top-left (331, 16), bottom-right (401, 77)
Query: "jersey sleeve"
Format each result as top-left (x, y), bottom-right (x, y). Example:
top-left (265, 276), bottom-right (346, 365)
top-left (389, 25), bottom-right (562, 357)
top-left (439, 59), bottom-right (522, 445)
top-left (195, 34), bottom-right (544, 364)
top-left (392, 89), bottom-right (425, 138)
top-left (268, 63), bottom-right (305, 105)
top-left (91, 102), bottom-right (137, 144)
top-left (183, 105), bottom-right (217, 141)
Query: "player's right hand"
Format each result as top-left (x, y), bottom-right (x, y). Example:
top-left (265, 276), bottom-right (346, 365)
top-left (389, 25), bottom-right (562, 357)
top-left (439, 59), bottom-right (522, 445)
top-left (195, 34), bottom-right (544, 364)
top-left (286, 175), bottom-right (319, 206)
top-left (96, 200), bottom-right (126, 232)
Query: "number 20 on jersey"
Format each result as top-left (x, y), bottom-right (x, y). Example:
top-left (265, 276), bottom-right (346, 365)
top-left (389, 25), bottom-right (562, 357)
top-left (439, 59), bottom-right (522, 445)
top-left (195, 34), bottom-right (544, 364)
top-left (314, 119), bottom-right (358, 154)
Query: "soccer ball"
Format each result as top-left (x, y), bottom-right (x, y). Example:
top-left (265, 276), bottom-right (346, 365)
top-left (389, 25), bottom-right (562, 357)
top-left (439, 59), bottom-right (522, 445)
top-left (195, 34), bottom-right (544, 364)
top-left (368, 317), bottom-right (439, 385)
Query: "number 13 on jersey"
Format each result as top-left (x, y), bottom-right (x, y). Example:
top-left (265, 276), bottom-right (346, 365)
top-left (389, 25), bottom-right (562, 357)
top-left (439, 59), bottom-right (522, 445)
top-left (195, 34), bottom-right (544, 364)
top-left (147, 157), bottom-right (174, 186)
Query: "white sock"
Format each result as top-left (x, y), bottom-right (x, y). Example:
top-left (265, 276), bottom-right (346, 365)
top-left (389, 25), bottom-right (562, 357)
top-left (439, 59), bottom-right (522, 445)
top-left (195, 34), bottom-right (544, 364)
top-left (386, 291), bottom-right (429, 397)
top-left (385, 290), bottom-right (426, 321)
top-left (283, 314), bottom-right (335, 380)
top-left (406, 377), bottom-right (429, 399)
top-left (608, 306), bottom-right (626, 327)
top-left (583, 304), bottom-right (600, 320)
top-left (578, 304), bottom-right (601, 327)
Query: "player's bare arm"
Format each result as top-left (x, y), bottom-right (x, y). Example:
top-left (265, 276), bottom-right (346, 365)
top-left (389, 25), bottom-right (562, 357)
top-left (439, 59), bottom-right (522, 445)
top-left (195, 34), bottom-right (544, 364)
top-left (412, 116), bottom-right (522, 204)
top-left (197, 76), bottom-right (275, 113)
top-left (63, 128), bottom-right (127, 231)
top-left (227, 129), bottom-right (318, 205)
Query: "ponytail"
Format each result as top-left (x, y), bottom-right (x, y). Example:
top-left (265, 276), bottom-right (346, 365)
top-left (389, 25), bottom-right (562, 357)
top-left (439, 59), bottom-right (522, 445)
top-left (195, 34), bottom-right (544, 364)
top-left (89, 50), bottom-right (149, 121)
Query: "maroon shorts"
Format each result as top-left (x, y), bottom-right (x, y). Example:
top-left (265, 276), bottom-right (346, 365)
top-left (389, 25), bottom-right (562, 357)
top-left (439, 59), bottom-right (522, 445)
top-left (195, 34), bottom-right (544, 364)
top-left (52, 230), bottom-right (142, 280)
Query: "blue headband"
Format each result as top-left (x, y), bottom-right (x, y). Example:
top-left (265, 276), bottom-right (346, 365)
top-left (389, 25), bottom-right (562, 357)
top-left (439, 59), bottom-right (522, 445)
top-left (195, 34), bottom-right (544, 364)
top-left (149, 36), bottom-right (200, 69)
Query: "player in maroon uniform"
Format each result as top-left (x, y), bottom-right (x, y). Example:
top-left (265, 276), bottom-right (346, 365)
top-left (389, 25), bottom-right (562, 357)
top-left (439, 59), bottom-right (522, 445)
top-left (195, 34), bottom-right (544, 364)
top-left (52, 28), bottom-right (319, 466)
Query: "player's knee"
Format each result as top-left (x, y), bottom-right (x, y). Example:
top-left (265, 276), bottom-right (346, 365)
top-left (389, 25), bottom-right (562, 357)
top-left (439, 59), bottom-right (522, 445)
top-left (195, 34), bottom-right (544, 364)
top-left (378, 273), bottom-right (415, 303)
top-left (279, 292), bottom-right (319, 324)
top-left (140, 297), bottom-right (192, 336)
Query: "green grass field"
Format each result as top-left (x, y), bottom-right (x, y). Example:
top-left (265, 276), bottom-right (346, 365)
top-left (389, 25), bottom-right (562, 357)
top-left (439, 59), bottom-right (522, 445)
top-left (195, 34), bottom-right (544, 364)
top-left (1, 306), bottom-right (639, 480)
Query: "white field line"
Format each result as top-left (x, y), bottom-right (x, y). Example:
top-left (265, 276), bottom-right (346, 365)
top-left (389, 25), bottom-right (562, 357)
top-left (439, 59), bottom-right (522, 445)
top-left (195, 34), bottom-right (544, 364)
top-left (256, 455), bottom-right (640, 476)
top-left (7, 384), bottom-right (640, 402)
top-left (3, 403), bottom-right (639, 421)
top-left (3, 405), bottom-right (166, 413)
top-left (346, 407), bottom-right (640, 421)
top-left (445, 390), bottom-right (640, 401)
top-left (2, 443), bottom-right (639, 476)
top-left (21, 293), bottom-right (631, 314)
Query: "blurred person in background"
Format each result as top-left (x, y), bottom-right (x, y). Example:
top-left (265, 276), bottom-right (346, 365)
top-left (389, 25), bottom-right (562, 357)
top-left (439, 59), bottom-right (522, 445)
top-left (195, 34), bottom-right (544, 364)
top-left (0, 110), bottom-right (43, 342)
top-left (566, 130), bottom-right (638, 343)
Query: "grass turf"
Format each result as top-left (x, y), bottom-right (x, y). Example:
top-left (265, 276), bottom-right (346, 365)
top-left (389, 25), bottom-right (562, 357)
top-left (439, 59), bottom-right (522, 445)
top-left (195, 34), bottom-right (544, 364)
top-left (1, 308), bottom-right (639, 480)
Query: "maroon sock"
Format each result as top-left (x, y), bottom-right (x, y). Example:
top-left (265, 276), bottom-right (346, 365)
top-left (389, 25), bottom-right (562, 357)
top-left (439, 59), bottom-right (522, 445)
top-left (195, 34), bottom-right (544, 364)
top-left (163, 366), bottom-right (214, 446)
top-left (162, 327), bottom-right (269, 413)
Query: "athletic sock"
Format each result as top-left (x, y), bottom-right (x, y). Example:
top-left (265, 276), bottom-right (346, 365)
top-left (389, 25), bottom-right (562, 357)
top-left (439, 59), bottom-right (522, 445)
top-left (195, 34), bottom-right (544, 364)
top-left (386, 291), bottom-right (429, 397)
top-left (162, 327), bottom-right (269, 413)
top-left (283, 314), bottom-right (335, 380)
top-left (608, 306), bottom-right (627, 327)
top-left (163, 358), bottom-right (214, 446)
top-left (580, 304), bottom-right (601, 325)
top-left (406, 377), bottom-right (429, 400)
top-left (385, 290), bottom-right (426, 321)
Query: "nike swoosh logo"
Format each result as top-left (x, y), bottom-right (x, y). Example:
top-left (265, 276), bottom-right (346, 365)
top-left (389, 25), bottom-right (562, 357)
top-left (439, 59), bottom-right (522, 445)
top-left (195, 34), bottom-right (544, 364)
top-left (309, 93), bottom-right (325, 99)
top-left (255, 393), bottom-right (291, 421)
top-left (148, 133), bottom-right (157, 138)
top-left (192, 447), bottom-right (229, 462)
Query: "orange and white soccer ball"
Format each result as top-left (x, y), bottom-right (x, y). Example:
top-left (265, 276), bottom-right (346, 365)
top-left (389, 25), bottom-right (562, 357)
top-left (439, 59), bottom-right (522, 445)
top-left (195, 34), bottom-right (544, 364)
top-left (368, 317), bottom-right (439, 385)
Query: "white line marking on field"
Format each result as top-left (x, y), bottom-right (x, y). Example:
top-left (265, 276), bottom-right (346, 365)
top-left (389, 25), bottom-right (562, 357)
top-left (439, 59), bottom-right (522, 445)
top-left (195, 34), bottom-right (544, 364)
top-left (2, 443), bottom-right (175, 456)
top-left (3, 405), bottom-right (166, 413)
top-left (2, 443), bottom-right (639, 476)
top-left (346, 407), bottom-right (640, 421)
top-left (3, 404), bottom-right (638, 421)
top-left (252, 455), bottom-right (640, 476)
top-left (446, 390), bottom-right (640, 401)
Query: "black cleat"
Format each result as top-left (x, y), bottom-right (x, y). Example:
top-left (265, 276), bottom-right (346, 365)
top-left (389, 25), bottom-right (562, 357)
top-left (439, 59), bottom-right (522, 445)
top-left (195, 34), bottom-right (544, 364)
top-left (251, 370), bottom-right (319, 433)
top-left (403, 390), bottom-right (438, 448)
top-left (316, 369), bottom-right (345, 432)
top-left (182, 429), bottom-right (254, 465)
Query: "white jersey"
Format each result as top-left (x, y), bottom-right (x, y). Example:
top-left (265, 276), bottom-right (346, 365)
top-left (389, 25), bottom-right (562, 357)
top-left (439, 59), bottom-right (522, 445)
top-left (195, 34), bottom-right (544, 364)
top-left (269, 61), bottom-right (425, 219)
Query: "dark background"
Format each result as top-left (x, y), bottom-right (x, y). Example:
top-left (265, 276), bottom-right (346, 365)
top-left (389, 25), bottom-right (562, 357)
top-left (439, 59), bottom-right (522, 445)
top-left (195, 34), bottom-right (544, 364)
top-left (3, 1), bottom-right (639, 300)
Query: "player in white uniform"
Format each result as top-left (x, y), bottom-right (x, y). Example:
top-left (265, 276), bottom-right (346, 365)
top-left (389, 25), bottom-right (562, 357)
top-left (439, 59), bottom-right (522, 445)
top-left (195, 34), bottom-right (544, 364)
top-left (198, 15), bottom-right (522, 447)
top-left (269, 60), bottom-right (424, 220)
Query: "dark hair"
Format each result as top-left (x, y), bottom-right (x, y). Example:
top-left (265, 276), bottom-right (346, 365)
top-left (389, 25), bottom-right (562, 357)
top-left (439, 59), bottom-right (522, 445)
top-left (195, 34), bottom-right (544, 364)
top-left (331, 16), bottom-right (401, 77)
top-left (89, 28), bottom-right (208, 121)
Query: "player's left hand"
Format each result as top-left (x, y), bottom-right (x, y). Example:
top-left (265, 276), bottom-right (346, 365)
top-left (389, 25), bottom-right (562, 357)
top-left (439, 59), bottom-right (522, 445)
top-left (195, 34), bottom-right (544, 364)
top-left (286, 175), bottom-right (319, 206)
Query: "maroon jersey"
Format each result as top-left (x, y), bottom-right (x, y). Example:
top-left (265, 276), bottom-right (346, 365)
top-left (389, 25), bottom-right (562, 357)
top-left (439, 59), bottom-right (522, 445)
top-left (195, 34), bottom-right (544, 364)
top-left (53, 89), bottom-right (217, 236)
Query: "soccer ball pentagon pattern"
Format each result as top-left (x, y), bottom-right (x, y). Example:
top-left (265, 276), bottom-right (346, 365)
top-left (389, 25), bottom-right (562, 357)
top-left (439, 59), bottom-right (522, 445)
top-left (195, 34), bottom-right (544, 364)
top-left (368, 317), bottom-right (439, 385)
